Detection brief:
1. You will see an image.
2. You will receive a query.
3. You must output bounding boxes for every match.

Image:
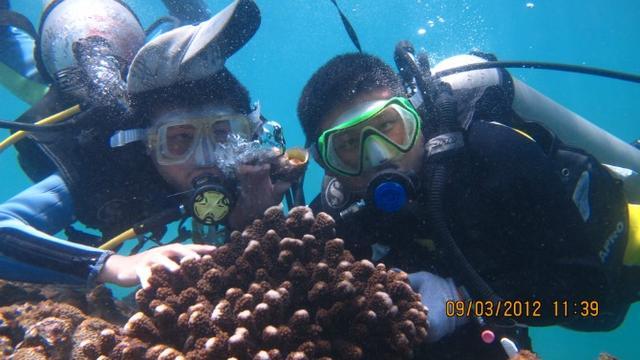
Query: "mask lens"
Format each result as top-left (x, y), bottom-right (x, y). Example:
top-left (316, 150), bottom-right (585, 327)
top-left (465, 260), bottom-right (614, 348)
top-left (328, 128), bottom-right (361, 171)
top-left (152, 113), bottom-right (256, 166)
top-left (162, 123), bottom-right (198, 158)
top-left (209, 116), bottom-right (253, 142)
top-left (210, 120), bottom-right (232, 143)
top-left (322, 98), bottom-right (420, 176)
top-left (368, 105), bottom-right (413, 145)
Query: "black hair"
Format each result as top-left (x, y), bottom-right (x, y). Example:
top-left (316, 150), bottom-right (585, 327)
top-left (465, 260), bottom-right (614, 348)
top-left (130, 67), bottom-right (251, 127)
top-left (297, 53), bottom-right (404, 145)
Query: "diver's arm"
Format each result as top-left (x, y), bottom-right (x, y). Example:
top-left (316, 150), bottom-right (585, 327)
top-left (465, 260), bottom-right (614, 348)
top-left (0, 173), bottom-right (111, 286)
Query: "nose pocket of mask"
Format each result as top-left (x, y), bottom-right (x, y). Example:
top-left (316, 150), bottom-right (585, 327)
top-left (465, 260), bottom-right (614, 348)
top-left (362, 135), bottom-right (398, 170)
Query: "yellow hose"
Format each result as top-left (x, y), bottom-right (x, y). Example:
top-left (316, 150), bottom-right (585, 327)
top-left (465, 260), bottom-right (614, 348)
top-left (99, 228), bottom-right (137, 250)
top-left (0, 104), bottom-right (81, 153)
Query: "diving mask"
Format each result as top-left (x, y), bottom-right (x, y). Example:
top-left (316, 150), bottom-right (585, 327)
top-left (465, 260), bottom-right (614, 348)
top-left (146, 107), bottom-right (260, 166)
top-left (316, 97), bottom-right (422, 176)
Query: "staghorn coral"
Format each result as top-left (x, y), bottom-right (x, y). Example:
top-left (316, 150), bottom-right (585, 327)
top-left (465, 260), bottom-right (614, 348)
top-left (91, 206), bottom-right (429, 359)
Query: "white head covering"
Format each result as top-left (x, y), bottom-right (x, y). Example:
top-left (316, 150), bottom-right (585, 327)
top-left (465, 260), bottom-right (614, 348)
top-left (127, 0), bottom-right (260, 95)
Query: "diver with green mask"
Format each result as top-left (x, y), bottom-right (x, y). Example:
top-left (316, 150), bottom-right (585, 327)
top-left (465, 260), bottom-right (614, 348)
top-left (0, 0), bottom-right (306, 289)
top-left (299, 45), bottom-right (640, 358)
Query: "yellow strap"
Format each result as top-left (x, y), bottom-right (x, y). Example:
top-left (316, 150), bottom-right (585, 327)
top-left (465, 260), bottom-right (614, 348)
top-left (99, 228), bottom-right (137, 250)
top-left (487, 121), bottom-right (536, 142)
top-left (0, 61), bottom-right (49, 105)
top-left (512, 128), bottom-right (535, 142)
top-left (623, 203), bottom-right (640, 266)
top-left (0, 104), bottom-right (81, 153)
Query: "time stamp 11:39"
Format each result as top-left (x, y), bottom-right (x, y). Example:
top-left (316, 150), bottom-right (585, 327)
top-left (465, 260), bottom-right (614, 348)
top-left (445, 300), bottom-right (600, 318)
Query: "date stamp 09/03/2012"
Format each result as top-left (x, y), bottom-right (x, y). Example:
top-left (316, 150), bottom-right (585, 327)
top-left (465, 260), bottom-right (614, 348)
top-left (445, 299), bottom-right (600, 319)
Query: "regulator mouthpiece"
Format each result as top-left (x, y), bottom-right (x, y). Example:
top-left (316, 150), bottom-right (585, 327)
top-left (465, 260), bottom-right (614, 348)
top-left (190, 174), bottom-right (236, 225)
top-left (367, 170), bottom-right (415, 213)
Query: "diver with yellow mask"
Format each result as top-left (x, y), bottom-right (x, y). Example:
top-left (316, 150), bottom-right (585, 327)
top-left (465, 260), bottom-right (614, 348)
top-left (0, 0), bottom-right (306, 289)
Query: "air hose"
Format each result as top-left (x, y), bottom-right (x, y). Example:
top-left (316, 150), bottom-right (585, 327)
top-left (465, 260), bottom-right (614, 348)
top-left (425, 82), bottom-right (503, 303)
top-left (0, 104), bottom-right (81, 153)
top-left (394, 40), bottom-right (503, 302)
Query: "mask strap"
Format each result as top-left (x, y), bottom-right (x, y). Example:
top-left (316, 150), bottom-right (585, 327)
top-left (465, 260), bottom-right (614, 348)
top-left (409, 91), bottom-right (424, 110)
top-left (248, 101), bottom-right (263, 132)
top-left (110, 128), bottom-right (146, 148)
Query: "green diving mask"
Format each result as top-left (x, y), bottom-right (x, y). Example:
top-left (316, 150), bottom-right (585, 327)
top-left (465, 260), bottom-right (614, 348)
top-left (316, 97), bottom-right (422, 176)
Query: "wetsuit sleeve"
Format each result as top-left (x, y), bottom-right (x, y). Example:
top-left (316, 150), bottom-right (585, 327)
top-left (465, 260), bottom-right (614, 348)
top-left (464, 121), bottom-right (627, 330)
top-left (0, 173), bottom-right (112, 286)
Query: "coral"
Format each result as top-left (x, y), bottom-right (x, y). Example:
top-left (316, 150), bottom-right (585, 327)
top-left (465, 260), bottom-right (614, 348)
top-left (598, 354), bottom-right (618, 360)
top-left (0, 280), bottom-right (46, 306)
top-left (93, 206), bottom-right (428, 359)
top-left (0, 299), bottom-right (121, 359)
top-left (0, 280), bottom-right (133, 323)
top-left (509, 350), bottom-right (541, 360)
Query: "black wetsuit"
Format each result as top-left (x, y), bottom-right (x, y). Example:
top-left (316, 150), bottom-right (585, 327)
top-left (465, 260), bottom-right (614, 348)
top-left (312, 120), bottom-right (633, 359)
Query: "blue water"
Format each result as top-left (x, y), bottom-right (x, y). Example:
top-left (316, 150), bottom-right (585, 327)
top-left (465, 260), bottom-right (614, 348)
top-left (1, 0), bottom-right (639, 358)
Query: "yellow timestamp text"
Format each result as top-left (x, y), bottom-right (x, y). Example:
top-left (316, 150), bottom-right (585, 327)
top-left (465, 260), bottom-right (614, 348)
top-left (445, 300), bottom-right (600, 318)
top-left (553, 300), bottom-right (599, 317)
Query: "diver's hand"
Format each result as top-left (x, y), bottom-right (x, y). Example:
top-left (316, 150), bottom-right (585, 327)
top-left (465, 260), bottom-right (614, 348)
top-left (97, 243), bottom-right (216, 288)
top-left (407, 271), bottom-right (469, 342)
top-left (229, 163), bottom-right (291, 230)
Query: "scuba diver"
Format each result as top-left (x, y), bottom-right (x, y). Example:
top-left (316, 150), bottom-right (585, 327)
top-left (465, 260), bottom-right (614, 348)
top-left (297, 47), bottom-right (640, 359)
top-left (0, 0), bottom-right (306, 289)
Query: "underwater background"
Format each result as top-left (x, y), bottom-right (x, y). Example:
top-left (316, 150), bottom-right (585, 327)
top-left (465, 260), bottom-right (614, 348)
top-left (1, 0), bottom-right (638, 358)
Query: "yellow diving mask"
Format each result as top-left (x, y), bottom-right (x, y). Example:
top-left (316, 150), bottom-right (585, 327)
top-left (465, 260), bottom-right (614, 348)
top-left (146, 106), bottom-right (261, 166)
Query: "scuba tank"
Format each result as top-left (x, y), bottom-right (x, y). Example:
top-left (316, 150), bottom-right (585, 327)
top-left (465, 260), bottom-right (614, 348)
top-left (431, 54), bottom-right (640, 203)
top-left (36, 0), bottom-right (145, 83)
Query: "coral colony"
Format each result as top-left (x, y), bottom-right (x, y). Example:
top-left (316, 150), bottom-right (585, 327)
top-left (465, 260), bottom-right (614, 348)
top-left (96, 206), bottom-right (429, 359)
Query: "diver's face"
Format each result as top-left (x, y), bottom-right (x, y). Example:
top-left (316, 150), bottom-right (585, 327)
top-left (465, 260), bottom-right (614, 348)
top-left (148, 105), bottom-right (230, 192)
top-left (317, 89), bottom-right (425, 194)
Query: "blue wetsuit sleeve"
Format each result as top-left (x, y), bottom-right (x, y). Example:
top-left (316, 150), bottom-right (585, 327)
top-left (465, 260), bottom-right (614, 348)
top-left (0, 173), bottom-right (112, 286)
